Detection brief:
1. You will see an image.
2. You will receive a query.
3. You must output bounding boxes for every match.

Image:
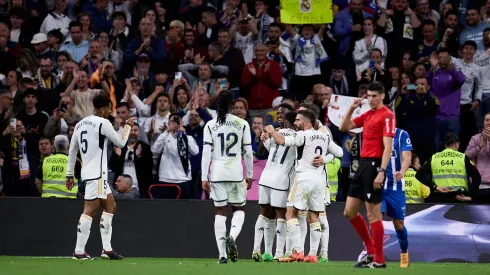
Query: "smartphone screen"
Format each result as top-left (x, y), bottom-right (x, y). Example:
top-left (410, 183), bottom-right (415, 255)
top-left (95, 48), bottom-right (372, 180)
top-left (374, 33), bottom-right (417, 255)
top-left (219, 79), bottom-right (227, 88)
top-left (10, 118), bottom-right (16, 128)
top-left (406, 84), bottom-right (417, 90)
top-left (175, 72), bottom-right (182, 79)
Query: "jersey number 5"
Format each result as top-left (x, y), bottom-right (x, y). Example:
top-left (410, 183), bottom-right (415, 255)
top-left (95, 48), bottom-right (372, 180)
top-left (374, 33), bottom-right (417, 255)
top-left (81, 130), bottom-right (88, 154)
top-left (218, 133), bottom-right (238, 157)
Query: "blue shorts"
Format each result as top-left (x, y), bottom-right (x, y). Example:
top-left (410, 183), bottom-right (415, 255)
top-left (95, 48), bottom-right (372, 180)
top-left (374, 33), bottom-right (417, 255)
top-left (381, 189), bottom-right (406, 220)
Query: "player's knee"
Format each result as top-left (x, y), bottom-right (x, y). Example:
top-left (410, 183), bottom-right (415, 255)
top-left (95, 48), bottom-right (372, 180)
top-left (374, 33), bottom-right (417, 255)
top-left (366, 211), bottom-right (381, 223)
top-left (343, 209), bottom-right (356, 220)
top-left (215, 206), bottom-right (227, 216)
top-left (393, 219), bottom-right (404, 230)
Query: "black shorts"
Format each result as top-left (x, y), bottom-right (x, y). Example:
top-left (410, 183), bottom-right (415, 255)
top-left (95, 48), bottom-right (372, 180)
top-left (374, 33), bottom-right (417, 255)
top-left (347, 158), bottom-right (384, 204)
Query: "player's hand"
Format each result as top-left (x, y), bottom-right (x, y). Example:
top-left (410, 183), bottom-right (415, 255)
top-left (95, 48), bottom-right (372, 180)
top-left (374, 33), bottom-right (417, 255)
top-left (65, 178), bottom-right (74, 191)
top-left (373, 173), bottom-right (384, 189)
top-left (202, 180), bottom-right (210, 193)
top-left (126, 117), bottom-right (135, 127)
top-left (245, 177), bottom-right (253, 190)
top-left (264, 125), bottom-right (275, 134)
top-left (312, 155), bottom-right (324, 167)
top-left (260, 132), bottom-right (269, 142)
top-left (394, 171), bottom-right (404, 181)
top-left (350, 95), bottom-right (366, 110)
top-left (456, 194), bottom-right (472, 202)
top-left (436, 186), bottom-right (451, 193)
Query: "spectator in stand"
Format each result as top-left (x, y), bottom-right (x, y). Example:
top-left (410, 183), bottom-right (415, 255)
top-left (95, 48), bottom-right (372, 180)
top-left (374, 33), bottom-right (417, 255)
top-left (395, 77), bottom-right (439, 164)
top-left (229, 11), bottom-right (258, 65)
top-left (152, 113), bottom-right (199, 199)
top-left (199, 7), bottom-right (225, 46)
top-left (250, 115), bottom-right (265, 160)
top-left (180, 0), bottom-right (216, 28)
top-left (124, 18), bottom-right (167, 74)
top-left (178, 62), bottom-right (227, 95)
top-left (377, 0), bottom-right (422, 66)
top-left (452, 41), bottom-right (482, 152)
top-left (218, 29), bottom-right (245, 91)
top-left (233, 97), bottom-right (252, 125)
top-left (184, 106), bottom-right (212, 199)
top-left (465, 113), bottom-right (490, 202)
top-left (415, 0), bottom-right (440, 23)
top-left (241, 43), bottom-right (282, 117)
top-left (109, 124), bottom-right (153, 199)
top-left (181, 28), bottom-right (207, 64)
top-left (146, 92), bottom-right (171, 147)
top-left (254, 0), bottom-right (274, 43)
top-left (44, 96), bottom-right (80, 138)
top-left (107, 0), bottom-right (132, 27)
top-left (60, 22), bottom-right (90, 63)
top-left (291, 25), bottom-right (328, 100)
top-left (358, 49), bottom-right (392, 94)
top-left (438, 10), bottom-right (460, 57)
top-left (48, 30), bottom-right (64, 54)
top-left (426, 49), bottom-right (465, 151)
top-left (38, 136), bottom-right (53, 161)
top-left (90, 60), bottom-right (125, 114)
top-left (475, 28), bottom-right (490, 131)
top-left (36, 58), bottom-right (58, 91)
top-left (82, 0), bottom-right (112, 34)
top-left (411, 20), bottom-right (439, 67)
top-left (265, 22), bottom-right (293, 93)
top-left (459, 8), bottom-right (490, 50)
top-left (109, 11), bottom-right (134, 54)
top-left (0, 23), bottom-right (21, 75)
top-left (76, 12), bottom-right (95, 42)
top-left (163, 20), bottom-right (185, 73)
top-left (31, 33), bottom-right (56, 63)
top-left (40, 0), bottom-right (71, 37)
top-left (8, 7), bottom-right (32, 47)
top-left (333, 0), bottom-right (372, 59)
top-left (16, 88), bottom-right (49, 141)
top-left (113, 175), bottom-right (140, 200)
top-left (0, 118), bottom-right (39, 197)
top-left (353, 17), bottom-right (387, 76)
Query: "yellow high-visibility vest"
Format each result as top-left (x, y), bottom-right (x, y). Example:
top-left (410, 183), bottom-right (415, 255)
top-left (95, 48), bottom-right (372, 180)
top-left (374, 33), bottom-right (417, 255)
top-left (41, 154), bottom-right (78, 198)
top-left (326, 158), bottom-right (341, 202)
top-left (430, 148), bottom-right (468, 191)
top-left (404, 169), bottom-right (430, 203)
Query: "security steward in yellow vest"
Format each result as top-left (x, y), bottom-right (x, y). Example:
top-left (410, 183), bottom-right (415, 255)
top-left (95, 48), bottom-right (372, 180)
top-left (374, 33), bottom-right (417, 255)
top-left (404, 168), bottom-right (430, 203)
top-left (35, 135), bottom-right (81, 198)
top-left (326, 157), bottom-right (341, 202)
top-left (415, 134), bottom-right (481, 203)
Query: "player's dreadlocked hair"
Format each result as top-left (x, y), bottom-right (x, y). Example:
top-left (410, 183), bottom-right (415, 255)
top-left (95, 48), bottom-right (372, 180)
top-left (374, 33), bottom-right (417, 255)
top-left (216, 89), bottom-right (233, 125)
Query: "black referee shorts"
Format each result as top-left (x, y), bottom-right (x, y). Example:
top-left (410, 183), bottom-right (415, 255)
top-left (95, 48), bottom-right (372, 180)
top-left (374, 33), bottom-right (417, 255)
top-left (347, 158), bottom-right (384, 204)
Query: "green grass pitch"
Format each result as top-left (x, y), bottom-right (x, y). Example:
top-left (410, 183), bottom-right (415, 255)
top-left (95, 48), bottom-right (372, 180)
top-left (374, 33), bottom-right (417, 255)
top-left (1, 257), bottom-right (489, 275)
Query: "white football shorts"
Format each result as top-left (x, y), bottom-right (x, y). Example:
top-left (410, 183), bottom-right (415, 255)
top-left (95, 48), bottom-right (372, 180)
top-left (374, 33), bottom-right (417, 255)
top-left (210, 181), bottom-right (247, 207)
top-left (287, 173), bottom-right (325, 212)
top-left (258, 185), bottom-right (288, 208)
top-left (84, 178), bottom-right (112, 200)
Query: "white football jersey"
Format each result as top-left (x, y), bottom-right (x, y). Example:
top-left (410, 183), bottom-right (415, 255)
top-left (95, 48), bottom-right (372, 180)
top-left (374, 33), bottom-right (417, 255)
top-left (202, 114), bottom-right (252, 182)
top-left (285, 128), bottom-right (331, 174)
top-left (66, 115), bottom-right (131, 182)
top-left (259, 128), bottom-right (297, 191)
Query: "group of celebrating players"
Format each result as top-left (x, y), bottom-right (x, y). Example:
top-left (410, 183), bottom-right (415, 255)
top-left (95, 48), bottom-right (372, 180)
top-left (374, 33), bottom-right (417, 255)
top-left (64, 80), bottom-right (409, 268)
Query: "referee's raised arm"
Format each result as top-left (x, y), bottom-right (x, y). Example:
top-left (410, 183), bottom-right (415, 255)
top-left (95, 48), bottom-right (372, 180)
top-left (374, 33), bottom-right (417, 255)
top-left (339, 95), bottom-right (366, 132)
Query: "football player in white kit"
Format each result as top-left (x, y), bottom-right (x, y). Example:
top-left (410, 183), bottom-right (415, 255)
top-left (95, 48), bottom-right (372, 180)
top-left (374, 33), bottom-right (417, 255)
top-left (66, 95), bottom-right (133, 260)
top-left (252, 108), bottom-right (297, 262)
top-left (265, 110), bottom-right (342, 263)
top-left (201, 90), bottom-right (254, 264)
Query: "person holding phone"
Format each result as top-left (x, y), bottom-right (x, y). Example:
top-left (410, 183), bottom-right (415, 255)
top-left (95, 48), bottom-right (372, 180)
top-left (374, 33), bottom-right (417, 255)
top-left (395, 76), bottom-right (440, 165)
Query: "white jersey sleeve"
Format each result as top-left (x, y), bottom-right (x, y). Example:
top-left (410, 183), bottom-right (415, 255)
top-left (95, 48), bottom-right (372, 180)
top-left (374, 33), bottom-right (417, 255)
top-left (101, 119), bottom-right (131, 148)
top-left (259, 129), bottom-right (297, 190)
top-left (293, 129), bottom-right (329, 174)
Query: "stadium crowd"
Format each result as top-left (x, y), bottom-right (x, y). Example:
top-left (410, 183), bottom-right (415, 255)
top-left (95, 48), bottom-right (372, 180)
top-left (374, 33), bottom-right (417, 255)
top-left (0, 0), bottom-right (488, 203)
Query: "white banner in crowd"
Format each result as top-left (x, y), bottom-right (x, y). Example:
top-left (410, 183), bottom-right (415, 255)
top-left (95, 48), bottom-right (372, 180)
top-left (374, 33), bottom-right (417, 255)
top-left (327, 95), bottom-right (370, 133)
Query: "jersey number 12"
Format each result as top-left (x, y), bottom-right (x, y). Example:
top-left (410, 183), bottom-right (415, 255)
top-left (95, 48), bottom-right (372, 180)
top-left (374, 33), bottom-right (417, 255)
top-left (218, 133), bottom-right (238, 157)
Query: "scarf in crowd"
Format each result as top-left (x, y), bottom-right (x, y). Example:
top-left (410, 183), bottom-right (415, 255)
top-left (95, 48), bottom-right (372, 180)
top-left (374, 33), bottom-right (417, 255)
top-left (175, 131), bottom-right (190, 176)
top-left (12, 137), bottom-right (30, 179)
top-left (330, 75), bottom-right (349, 96)
top-left (258, 14), bottom-right (271, 43)
top-left (294, 35), bottom-right (328, 66)
top-left (349, 133), bottom-right (362, 178)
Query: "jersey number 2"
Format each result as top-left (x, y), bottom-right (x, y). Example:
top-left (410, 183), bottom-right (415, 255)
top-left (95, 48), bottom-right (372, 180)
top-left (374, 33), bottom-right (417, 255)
top-left (218, 133), bottom-right (238, 157)
top-left (81, 130), bottom-right (88, 154)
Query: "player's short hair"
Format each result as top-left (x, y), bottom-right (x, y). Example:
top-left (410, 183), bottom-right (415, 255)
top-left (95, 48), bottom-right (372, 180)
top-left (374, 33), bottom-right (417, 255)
top-left (297, 110), bottom-right (316, 125)
top-left (366, 81), bottom-right (385, 94)
top-left (284, 111), bottom-right (297, 126)
top-left (298, 103), bottom-right (319, 119)
top-left (93, 94), bottom-right (112, 109)
top-left (277, 103), bottom-right (294, 111)
top-left (120, 174), bottom-right (133, 187)
top-left (444, 133), bottom-right (459, 147)
top-left (53, 135), bottom-right (69, 152)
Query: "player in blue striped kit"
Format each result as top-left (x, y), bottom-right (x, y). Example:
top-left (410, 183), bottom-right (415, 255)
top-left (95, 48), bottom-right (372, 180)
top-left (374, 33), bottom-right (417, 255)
top-left (358, 128), bottom-right (412, 268)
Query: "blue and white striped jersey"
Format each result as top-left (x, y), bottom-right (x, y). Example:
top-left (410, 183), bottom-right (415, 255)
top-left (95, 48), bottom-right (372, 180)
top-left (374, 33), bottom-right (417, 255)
top-left (385, 128), bottom-right (412, 191)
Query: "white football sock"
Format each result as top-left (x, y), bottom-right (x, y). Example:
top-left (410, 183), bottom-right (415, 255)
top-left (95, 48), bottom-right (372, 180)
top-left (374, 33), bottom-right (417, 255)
top-left (287, 218), bottom-right (302, 253)
top-left (309, 222), bottom-right (322, 256)
top-left (100, 212), bottom-right (114, 251)
top-left (230, 210), bottom-right (245, 240)
top-left (75, 214), bottom-right (92, 255)
top-left (319, 213), bottom-right (330, 259)
top-left (264, 219), bottom-right (276, 255)
top-left (285, 233), bottom-right (292, 255)
top-left (275, 218), bottom-right (286, 257)
top-left (214, 215), bottom-right (227, 259)
top-left (253, 215), bottom-right (268, 252)
top-left (298, 211), bottom-right (308, 252)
